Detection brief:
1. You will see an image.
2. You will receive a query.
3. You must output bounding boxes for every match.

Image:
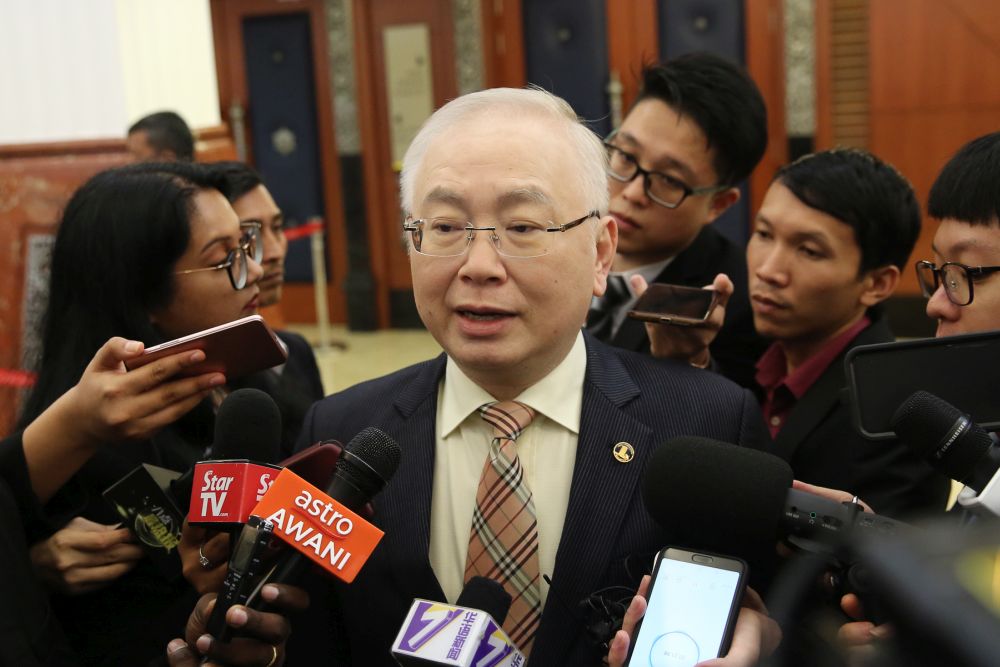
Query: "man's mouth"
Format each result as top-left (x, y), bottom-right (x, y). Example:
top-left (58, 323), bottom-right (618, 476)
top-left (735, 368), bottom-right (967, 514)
top-left (610, 210), bottom-right (641, 230)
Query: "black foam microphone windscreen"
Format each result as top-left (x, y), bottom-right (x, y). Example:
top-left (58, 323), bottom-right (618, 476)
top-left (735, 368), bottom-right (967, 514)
top-left (212, 387), bottom-right (283, 459)
top-left (170, 387), bottom-right (282, 511)
top-left (457, 577), bottom-right (513, 626)
top-left (641, 436), bottom-right (793, 564)
top-left (891, 390), bottom-right (996, 492)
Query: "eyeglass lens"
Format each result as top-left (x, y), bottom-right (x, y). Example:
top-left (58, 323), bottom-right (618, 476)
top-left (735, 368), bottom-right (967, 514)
top-left (917, 262), bottom-right (970, 305)
top-left (412, 220), bottom-right (552, 258)
top-left (606, 146), bottom-right (686, 207)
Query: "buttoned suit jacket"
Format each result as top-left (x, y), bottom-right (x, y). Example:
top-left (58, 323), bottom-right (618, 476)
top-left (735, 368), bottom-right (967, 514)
top-left (294, 333), bottom-right (770, 666)
top-left (607, 225), bottom-right (767, 389)
top-left (772, 317), bottom-right (951, 518)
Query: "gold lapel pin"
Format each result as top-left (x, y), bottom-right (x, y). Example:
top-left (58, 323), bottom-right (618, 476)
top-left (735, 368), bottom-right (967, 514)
top-left (612, 442), bottom-right (635, 463)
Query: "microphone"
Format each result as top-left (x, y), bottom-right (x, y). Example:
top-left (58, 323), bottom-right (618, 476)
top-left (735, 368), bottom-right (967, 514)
top-left (392, 577), bottom-right (525, 667)
top-left (205, 426), bottom-right (402, 642)
top-left (641, 437), bottom-right (908, 572)
top-left (892, 391), bottom-right (1000, 515)
top-left (171, 387), bottom-right (283, 514)
top-left (257, 425), bottom-right (401, 590)
top-left (100, 389), bottom-right (280, 577)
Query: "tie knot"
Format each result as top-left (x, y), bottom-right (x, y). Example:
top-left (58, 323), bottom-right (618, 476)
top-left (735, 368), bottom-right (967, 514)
top-left (603, 274), bottom-right (631, 308)
top-left (478, 401), bottom-right (536, 441)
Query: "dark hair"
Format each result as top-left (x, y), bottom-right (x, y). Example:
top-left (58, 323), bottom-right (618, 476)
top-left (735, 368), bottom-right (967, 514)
top-left (635, 53), bottom-right (768, 185)
top-left (204, 161), bottom-right (264, 203)
top-left (18, 162), bottom-right (226, 427)
top-left (928, 132), bottom-right (1000, 226)
top-left (775, 148), bottom-right (921, 273)
top-left (128, 111), bottom-right (195, 162)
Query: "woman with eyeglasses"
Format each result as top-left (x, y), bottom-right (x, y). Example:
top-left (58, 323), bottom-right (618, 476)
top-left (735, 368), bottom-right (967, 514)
top-left (17, 161), bottom-right (264, 666)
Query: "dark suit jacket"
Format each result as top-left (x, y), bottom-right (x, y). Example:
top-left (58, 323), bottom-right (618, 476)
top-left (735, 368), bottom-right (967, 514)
top-left (773, 318), bottom-right (951, 518)
top-left (606, 225), bottom-right (767, 389)
top-left (295, 334), bottom-right (770, 666)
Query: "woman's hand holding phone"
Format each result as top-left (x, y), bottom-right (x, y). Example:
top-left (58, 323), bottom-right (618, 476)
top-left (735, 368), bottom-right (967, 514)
top-left (22, 337), bottom-right (226, 503)
top-left (632, 273), bottom-right (733, 368)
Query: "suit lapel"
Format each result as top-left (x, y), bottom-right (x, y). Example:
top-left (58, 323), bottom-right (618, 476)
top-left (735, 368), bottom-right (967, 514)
top-left (774, 319), bottom-right (894, 461)
top-left (377, 354), bottom-right (447, 600)
top-left (533, 337), bottom-right (654, 659)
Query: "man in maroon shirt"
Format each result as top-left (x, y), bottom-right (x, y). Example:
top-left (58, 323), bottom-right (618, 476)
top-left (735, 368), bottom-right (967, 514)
top-left (642, 148), bottom-right (950, 518)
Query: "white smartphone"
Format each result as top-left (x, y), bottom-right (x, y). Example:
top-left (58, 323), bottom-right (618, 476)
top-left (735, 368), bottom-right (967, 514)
top-left (624, 547), bottom-right (747, 667)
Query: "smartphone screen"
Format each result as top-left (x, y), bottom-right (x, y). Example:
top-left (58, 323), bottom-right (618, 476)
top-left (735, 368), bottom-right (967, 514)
top-left (626, 549), bottom-right (745, 667)
top-left (627, 284), bottom-right (718, 325)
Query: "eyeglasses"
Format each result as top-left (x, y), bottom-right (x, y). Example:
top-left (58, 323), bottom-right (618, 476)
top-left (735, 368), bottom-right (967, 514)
top-left (175, 239), bottom-right (252, 290)
top-left (915, 260), bottom-right (1000, 306)
top-left (403, 211), bottom-right (599, 258)
top-left (604, 132), bottom-right (727, 209)
top-left (240, 221), bottom-right (264, 264)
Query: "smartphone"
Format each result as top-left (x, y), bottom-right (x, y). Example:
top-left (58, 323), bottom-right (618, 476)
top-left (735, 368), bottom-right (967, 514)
top-left (124, 314), bottom-right (287, 380)
top-left (627, 283), bottom-right (719, 327)
top-left (624, 547), bottom-right (747, 667)
top-left (845, 329), bottom-right (1000, 440)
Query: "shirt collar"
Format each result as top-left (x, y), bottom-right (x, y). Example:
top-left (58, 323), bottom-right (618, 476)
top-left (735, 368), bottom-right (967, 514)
top-left (755, 315), bottom-right (872, 399)
top-left (608, 256), bottom-right (675, 294)
top-left (439, 331), bottom-right (587, 437)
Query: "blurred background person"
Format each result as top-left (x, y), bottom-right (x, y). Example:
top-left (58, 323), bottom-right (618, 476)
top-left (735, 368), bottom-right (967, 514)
top-left (126, 111), bottom-right (194, 163)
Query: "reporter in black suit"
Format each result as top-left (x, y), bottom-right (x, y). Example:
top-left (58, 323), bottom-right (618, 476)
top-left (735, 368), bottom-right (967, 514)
top-left (587, 54), bottom-right (768, 388)
top-left (642, 149), bottom-right (950, 518)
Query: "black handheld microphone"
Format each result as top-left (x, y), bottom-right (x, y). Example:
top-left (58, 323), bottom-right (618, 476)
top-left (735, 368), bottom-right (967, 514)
top-left (641, 437), bottom-right (908, 572)
top-left (170, 387), bottom-right (283, 513)
top-left (208, 426), bottom-right (401, 642)
top-left (456, 576), bottom-right (513, 625)
top-left (254, 426), bottom-right (401, 595)
top-left (891, 390), bottom-right (999, 494)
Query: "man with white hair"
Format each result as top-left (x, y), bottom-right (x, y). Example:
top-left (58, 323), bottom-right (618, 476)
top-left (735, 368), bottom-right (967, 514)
top-left (296, 87), bottom-right (770, 665)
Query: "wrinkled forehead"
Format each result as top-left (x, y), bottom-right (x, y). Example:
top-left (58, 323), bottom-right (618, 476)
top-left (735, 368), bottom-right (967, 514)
top-left (413, 114), bottom-right (582, 215)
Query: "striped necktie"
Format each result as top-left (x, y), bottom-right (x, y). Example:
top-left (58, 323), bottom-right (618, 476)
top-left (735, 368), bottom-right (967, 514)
top-left (464, 400), bottom-right (541, 653)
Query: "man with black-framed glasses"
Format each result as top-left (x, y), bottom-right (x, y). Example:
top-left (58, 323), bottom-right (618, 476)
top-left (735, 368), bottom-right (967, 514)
top-left (586, 53), bottom-right (768, 388)
top-left (918, 131), bottom-right (1000, 337)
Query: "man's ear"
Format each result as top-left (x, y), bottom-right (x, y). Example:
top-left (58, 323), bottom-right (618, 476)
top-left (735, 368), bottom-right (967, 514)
top-left (157, 148), bottom-right (178, 161)
top-left (593, 215), bottom-right (618, 297)
top-left (860, 265), bottom-right (900, 307)
top-left (706, 186), bottom-right (741, 224)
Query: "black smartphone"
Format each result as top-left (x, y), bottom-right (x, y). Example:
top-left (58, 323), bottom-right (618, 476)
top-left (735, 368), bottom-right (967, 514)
top-left (627, 283), bottom-right (719, 327)
top-left (845, 329), bottom-right (1000, 440)
top-left (624, 547), bottom-right (747, 667)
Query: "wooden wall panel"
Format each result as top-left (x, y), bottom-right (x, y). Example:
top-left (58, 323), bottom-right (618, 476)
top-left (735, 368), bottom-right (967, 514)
top-left (815, 0), bottom-right (869, 150)
top-left (481, 0), bottom-right (526, 89)
top-left (745, 0), bottom-right (788, 218)
top-left (606, 0), bottom-right (658, 116)
top-left (868, 0), bottom-right (1000, 296)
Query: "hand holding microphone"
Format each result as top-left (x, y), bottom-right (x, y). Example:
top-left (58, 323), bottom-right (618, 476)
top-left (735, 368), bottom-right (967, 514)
top-left (166, 582), bottom-right (309, 667)
top-left (176, 388), bottom-right (283, 593)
